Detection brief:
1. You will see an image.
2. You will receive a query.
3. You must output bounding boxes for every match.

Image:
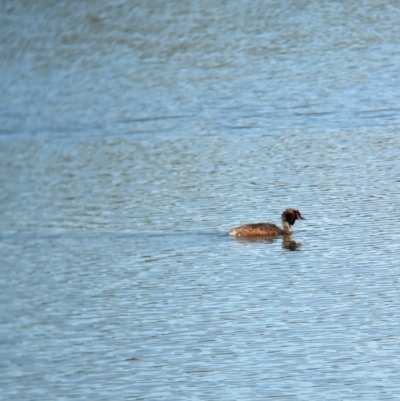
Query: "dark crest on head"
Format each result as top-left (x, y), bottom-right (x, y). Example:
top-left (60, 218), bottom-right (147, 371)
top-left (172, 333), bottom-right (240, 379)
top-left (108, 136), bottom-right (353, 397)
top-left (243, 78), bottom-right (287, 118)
top-left (283, 209), bottom-right (305, 226)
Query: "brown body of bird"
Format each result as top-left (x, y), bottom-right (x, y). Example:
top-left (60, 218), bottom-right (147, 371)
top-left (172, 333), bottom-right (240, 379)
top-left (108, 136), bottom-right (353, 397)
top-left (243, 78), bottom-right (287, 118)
top-left (229, 209), bottom-right (306, 237)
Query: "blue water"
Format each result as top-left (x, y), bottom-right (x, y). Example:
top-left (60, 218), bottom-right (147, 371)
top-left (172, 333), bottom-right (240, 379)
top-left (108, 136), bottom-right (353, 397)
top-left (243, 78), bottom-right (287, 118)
top-left (2, 1), bottom-right (400, 399)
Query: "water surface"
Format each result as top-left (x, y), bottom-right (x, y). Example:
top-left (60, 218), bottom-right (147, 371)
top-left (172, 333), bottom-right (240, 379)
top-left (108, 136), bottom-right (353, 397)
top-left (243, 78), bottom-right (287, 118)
top-left (2, 0), bottom-right (400, 399)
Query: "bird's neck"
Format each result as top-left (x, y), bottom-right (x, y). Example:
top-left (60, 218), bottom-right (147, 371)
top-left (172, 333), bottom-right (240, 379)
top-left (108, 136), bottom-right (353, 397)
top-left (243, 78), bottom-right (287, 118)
top-left (281, 218), bottom-right (292, 233)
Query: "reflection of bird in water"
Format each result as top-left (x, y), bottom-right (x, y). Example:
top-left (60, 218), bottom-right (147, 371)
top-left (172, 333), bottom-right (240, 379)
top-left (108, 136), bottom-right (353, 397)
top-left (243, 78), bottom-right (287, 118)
top-left (282, 237), bottom-right (302, 251)
top-left (234, 234), bottom-right (302, 251)
top-left (229, 209), bottom-right (306, 237)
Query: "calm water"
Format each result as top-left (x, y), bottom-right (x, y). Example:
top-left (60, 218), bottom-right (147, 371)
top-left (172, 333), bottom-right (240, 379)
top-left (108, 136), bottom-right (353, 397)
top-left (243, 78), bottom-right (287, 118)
top-left (2, 0), bottom-right (400, 399)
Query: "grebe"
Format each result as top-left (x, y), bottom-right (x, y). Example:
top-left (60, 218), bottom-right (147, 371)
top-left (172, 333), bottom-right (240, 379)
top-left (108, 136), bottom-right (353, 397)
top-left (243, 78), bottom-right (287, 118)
top-left (229, 209), bottom-right (306, 237)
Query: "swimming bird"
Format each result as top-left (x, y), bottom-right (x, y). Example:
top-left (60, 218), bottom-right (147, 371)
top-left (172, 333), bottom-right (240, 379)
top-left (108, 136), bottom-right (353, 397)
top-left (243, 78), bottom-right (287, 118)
top-left (229, 209), bottom-right (306, 237)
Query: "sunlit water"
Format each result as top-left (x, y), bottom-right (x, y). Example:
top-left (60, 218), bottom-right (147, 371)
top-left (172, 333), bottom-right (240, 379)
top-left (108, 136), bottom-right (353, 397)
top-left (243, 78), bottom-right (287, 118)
top-left (2, 1), bottom-right (400, 399)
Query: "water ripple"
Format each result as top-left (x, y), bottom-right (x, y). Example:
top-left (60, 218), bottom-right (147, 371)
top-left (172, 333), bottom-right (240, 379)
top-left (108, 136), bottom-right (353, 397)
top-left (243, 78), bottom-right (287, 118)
top-left (2, 0), bottom-right (400, 399)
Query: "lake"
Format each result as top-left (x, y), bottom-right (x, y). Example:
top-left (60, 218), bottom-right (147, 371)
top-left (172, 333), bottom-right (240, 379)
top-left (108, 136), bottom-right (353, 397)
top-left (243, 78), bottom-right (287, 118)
top-left (2, 0), bottom-right (400, 399)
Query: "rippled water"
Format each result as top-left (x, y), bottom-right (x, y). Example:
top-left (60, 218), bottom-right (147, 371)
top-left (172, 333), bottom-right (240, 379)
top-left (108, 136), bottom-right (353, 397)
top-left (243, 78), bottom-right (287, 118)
top-left (2, 0), bottom-right (400, 399)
